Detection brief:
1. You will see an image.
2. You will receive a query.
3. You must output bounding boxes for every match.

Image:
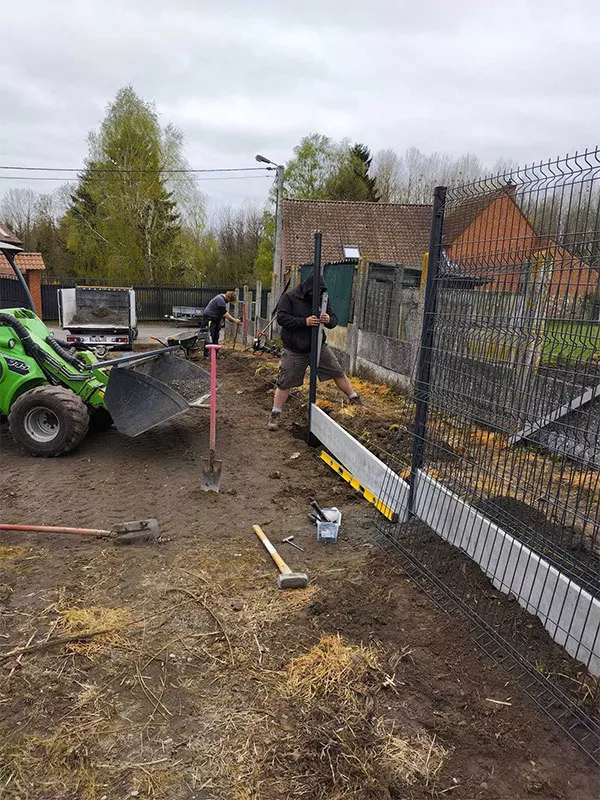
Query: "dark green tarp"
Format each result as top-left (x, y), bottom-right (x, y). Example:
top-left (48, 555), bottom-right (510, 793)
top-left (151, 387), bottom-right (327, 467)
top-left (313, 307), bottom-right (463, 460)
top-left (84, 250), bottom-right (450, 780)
top-left (299, 262), bottom-right (356, 326)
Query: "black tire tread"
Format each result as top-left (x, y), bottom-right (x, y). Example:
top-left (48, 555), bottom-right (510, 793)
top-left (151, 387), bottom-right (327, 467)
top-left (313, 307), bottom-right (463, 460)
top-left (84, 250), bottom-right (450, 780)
top-left (9, 385), bottom-right (90, 457)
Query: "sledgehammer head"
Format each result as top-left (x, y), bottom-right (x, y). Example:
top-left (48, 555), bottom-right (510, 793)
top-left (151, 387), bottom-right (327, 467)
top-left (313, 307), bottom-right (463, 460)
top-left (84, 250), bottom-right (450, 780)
top-left (277, 572), bottom-right (308, 590)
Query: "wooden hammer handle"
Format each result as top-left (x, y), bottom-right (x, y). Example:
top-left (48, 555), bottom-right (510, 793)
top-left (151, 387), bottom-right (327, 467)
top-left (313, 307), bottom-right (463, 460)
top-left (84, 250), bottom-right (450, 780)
top-left (252, 525), bottom-right (292, 575)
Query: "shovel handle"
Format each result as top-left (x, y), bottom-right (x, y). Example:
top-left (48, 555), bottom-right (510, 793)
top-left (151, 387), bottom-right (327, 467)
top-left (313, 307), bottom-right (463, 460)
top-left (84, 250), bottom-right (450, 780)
top-left (252, 525), bottom-right (292, 576)
top-left (0, 523), bottom-right (108, 538)
top-left (205, 344), bottom-right (221, 452)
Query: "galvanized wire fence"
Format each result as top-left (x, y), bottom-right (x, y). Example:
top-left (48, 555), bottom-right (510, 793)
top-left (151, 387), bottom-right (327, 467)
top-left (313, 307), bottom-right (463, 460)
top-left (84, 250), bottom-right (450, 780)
top-left (362, 152), bottom-right (600, 762)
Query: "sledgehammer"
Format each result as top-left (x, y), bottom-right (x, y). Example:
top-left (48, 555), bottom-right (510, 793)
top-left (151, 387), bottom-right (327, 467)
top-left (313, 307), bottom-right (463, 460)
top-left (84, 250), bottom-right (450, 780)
top-left (252, 525), bottom-right (308, 589)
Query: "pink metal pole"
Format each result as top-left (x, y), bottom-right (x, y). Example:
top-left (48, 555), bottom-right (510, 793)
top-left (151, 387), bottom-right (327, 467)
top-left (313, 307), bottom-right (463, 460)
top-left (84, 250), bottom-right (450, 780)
top-left (205, 344), bottom-right (221, 453)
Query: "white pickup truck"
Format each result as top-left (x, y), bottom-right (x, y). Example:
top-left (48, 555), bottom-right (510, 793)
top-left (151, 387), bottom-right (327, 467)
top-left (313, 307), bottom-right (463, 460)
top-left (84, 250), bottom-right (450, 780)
top-left (58, 286), bottom-right (137, 351)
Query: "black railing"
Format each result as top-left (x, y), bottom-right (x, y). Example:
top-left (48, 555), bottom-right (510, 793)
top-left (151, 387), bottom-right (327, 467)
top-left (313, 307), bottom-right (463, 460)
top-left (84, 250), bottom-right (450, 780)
top-left (37, 278), bottom-right (268, 322)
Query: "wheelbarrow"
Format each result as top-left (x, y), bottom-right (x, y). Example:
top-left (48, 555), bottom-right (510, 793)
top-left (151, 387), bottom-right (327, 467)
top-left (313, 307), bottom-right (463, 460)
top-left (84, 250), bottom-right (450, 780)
top-left (167, 328), bottom-right (211, 359)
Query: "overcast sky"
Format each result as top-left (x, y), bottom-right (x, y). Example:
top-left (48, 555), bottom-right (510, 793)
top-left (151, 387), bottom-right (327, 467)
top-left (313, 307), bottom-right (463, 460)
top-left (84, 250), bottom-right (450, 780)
top-left (1, 0), bottom-right (599, 212)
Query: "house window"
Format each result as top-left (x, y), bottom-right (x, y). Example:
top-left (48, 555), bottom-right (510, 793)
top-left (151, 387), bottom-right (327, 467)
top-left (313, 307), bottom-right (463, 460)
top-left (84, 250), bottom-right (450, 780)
top-left (343, 245), bottom-right (360, 259)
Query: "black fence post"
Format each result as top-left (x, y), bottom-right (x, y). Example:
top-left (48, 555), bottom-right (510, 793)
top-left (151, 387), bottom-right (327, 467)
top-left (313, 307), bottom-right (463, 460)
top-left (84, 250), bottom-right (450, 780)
top-left (307, 231), bottom-right (323, 446)
top-left (408, 186), bottom-right (446, 514)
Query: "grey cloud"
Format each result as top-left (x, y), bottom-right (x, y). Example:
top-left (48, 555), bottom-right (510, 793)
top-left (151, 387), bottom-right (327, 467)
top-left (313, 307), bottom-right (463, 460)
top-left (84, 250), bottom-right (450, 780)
top-left (1, 0), bottom-right (599, 207)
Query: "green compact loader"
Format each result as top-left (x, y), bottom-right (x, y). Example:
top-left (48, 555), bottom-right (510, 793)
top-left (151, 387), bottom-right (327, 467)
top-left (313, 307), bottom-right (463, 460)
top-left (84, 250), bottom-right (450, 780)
top-left (0, 243), bottom-right (210, 457)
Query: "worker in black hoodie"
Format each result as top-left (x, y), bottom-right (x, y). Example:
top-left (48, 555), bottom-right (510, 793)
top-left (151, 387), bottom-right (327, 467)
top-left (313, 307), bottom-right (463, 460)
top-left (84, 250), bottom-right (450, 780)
top-left (268, 273), bottom-right (361, 431)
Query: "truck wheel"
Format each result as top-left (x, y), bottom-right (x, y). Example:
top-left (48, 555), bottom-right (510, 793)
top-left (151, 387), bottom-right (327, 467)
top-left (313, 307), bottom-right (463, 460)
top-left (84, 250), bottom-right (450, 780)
top-left (9, 386), bottom-right (90, 457)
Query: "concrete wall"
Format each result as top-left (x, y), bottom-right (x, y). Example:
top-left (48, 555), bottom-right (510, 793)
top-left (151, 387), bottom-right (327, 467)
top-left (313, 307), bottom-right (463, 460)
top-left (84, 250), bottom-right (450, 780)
top-left (326, 284), bottom-right (422, 390)
top-left (354, 330), bottom-right (415, 390)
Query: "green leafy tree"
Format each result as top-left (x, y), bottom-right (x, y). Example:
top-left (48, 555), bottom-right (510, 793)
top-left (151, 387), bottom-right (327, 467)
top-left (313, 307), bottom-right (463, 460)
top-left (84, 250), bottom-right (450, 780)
top-left (325, 143), bottom-right (379, 201)
top-left (283, 133), bottom-right (339, 199)
top-left (65, 86), bottom-right (183, 284)
top-left (283, 134), bottom-right (379, 202)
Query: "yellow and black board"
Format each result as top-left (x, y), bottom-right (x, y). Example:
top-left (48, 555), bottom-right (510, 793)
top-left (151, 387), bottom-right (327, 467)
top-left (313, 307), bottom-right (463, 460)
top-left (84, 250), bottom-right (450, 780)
top-left (320, 451), bottom-right (399, 523)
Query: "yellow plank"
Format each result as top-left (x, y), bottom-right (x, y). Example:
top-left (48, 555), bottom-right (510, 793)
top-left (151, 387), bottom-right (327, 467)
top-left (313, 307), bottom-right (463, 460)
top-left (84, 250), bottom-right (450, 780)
top-left (320, 452), bottom-right (399, 522)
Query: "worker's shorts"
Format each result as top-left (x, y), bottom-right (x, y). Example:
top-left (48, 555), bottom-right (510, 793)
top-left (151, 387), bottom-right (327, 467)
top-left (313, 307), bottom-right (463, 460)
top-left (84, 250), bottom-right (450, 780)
top-left (276, 344), bottom-right (345, 390)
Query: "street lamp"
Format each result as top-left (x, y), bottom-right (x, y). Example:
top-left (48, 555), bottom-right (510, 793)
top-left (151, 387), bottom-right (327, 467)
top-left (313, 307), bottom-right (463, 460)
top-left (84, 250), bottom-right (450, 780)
top-left (256, 154), bottom-right (284, 300)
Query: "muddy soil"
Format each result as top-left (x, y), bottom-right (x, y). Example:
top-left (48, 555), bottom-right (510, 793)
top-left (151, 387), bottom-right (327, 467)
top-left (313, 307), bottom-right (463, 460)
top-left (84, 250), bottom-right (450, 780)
top-left (0, 348), bottom-right (598, 799)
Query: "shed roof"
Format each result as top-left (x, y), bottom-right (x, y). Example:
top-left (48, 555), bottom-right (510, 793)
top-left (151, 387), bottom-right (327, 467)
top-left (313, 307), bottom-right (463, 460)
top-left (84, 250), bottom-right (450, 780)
top-left (283, 198), bottom-right (432, 269)
top-left (0, 252), bottom-right (46, 275)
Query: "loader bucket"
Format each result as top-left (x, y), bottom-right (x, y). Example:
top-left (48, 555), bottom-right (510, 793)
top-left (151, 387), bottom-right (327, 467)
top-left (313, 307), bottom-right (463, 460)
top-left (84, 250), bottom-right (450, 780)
top-left (104, 352), bottom-right (211, 437)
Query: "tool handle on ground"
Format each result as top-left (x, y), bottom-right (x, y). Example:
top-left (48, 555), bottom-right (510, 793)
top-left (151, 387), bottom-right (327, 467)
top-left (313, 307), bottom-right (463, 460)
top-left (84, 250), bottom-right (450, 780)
top-left (252, 525), bottom-right (292, 575)
top-left (310, 500), bottom-right (329, 521)
top-left (0, 523), bottom-right (108, 538)
top-left (205, 344), bottom-right (221, 452)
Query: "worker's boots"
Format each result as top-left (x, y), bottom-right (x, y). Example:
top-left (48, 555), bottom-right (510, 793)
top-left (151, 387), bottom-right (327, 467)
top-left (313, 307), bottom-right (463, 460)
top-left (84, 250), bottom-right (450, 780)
top-left (267, 410), bottom-right (282, 431)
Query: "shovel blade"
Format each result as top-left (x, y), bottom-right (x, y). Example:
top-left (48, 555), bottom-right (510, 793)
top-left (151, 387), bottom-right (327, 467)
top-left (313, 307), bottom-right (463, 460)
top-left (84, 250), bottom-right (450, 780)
top-left (200, 457), bottom-right (222, 492)
top-left (112, 519), bottom-right (159, 545)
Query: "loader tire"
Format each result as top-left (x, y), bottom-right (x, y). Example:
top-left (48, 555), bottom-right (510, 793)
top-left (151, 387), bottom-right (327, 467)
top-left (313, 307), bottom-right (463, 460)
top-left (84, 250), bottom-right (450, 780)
top-left (9, 386), bottom-right (90, 457)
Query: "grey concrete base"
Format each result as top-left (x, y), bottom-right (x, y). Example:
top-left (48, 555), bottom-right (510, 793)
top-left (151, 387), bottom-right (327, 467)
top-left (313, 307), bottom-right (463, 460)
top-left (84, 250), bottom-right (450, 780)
top-left (310, 405), bottom-right (410, 520)
top-left (414, 470), bottom-right (600, 677)
top-left (355, 355), bottom-right (413, 392)
top-left (323, 325), bottom-right (417, 389)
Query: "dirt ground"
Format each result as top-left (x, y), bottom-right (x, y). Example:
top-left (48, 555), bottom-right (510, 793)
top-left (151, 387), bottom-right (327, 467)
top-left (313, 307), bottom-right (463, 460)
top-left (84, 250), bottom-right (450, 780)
top-left (0, 348), bottom-right (599, 800)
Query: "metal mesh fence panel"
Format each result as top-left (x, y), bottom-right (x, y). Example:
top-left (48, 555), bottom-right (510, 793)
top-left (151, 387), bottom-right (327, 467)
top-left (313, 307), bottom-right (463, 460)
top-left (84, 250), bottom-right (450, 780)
top-left (371, 153), bottom-right (600, 762)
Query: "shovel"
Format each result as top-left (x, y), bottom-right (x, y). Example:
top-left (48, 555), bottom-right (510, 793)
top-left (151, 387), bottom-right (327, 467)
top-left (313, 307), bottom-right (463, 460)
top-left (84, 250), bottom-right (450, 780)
top-left (232, 320), bottom-right (240, 351)
top-left (201, 344), bottom-right (222, 492)
top-left (0, 519), bottom-right (159, 545)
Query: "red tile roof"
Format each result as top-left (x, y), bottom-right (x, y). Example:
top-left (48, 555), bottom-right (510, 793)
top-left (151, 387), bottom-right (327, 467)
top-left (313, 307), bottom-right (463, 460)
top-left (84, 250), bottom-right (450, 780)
top-left (0, 252), bottom-right (46, 275)
top-left (283, 199), bottom-right (432, 268)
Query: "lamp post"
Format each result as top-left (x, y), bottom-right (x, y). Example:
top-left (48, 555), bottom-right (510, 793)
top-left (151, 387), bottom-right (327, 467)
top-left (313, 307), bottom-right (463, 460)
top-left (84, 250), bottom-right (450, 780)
top-left (256, 154), bottom-right (284, 301)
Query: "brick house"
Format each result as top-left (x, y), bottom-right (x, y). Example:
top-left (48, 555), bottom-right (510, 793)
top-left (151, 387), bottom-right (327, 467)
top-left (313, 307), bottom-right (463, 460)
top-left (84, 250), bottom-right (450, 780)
top-left (0, 223), bottom-right (46, 316)
top-left (443, 186), bottom-right (597, 300)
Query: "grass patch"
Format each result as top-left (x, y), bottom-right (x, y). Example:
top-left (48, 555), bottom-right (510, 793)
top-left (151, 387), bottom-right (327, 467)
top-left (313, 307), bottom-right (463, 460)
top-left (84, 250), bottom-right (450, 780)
top-left (58, 606), bottom-right (132, 654)
top-left (283, 633), bottom-right (380, 706)
top-left (543, 320), bottom-right (600, 363)
top-left (0, 546), bottom-right (30, 560)
top-left (384, 728), bottom-right (448, 787)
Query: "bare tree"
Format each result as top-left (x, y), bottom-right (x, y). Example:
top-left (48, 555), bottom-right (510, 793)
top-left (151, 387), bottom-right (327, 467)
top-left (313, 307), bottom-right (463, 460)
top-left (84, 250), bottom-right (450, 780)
top-left (372, 148), bottom-right (402, 202)
top-left (206, 203), bottom-right (264, 284)
top-left (0, 188), bottom-right (39, 248)
top-left (373, 147), bottom-right (489, 204)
